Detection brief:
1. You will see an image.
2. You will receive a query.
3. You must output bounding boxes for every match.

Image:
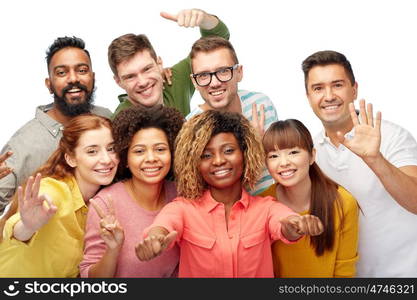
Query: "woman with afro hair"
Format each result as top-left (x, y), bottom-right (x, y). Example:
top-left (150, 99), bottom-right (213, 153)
top-left (136, 110), bottom-right (324, 277)
top-left (80, 105), bottom-right (184, 277)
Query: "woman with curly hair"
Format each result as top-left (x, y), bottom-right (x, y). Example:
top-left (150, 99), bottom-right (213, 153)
top-left (0, 114), bottom-right (118, 277)
top-left (261, 119), bottom-right (359, 277)
top-left (80, 105), bottom-right (184, 278)
top-left (135, 110), bottom-right (324, 277)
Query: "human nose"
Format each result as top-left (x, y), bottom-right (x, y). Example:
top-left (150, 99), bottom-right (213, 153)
top-left (278, 154), bottom-right (290, 167)
top-left (212, 152), bottom-right (225, 166)
top-left (99, 150), bottom-right (112, 164)
top-left (145, 150), bottom-right (157, 162)
top-left (209, 73), bottom-right (222, 87)
top-left (135, 73), bottom-right (149, 88)
top-left (323, 86), bottom-right (335, 102)
top-left (67, 69), bottom-right (79, 83)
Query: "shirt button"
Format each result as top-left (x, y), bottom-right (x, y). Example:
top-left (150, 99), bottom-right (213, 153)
top-left (229, 235), bottom-right (233, 239)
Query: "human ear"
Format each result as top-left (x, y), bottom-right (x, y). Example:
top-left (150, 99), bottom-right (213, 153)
top-left (236, 65), bottom-right (243, 82)
top-left (64, 153), bottom-right (77, 168)
top-left (310, 148), bottom-right (316, 165)
top-left (45, 78), bottom-right (53, 94)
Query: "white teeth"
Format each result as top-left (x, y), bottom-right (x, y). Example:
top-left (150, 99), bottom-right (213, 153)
top-left (68, 88), bottom-right (81, 93)
top-left (142, 168), bottom-right (160, 172)
top-left (210, 90), bottom-right (225, 96)
top-left (139, 86), bottom-right (152, 96)
top-left (279, 170), bottom-right (295, 177)
top-left (214, 169), bottom-right (230, 175)
top-left (96, 169), bottom-right (111, 173)
top-left (323, 105), bottom-right (339, 110)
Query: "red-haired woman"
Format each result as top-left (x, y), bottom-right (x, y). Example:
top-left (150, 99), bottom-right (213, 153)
top-left (0, 114), bottom-right (119, 277)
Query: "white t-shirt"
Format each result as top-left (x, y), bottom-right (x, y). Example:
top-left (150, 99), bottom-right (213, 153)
top-left (314, 120), bottom-right (417, 277)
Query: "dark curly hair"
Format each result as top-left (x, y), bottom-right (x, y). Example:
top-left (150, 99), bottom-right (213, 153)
top-left (112, 105), bottom-right (184, 181)
top-left (174, 110), bottom-right (264, 199)
top-left (46, 36), bottom-right (91, 70)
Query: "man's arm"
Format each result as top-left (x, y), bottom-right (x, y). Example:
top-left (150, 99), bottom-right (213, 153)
top-left (337, 99), bottom-right (417, 214)
top-left (364, 157), bottom-right (417, 214)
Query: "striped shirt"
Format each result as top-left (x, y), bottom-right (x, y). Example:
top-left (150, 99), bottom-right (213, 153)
top-left (186, 90), bottom-right (278, 195)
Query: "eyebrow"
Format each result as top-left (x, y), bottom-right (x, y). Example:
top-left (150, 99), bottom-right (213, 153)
top-left (310, 79), bottom-right (345, 88)
top-left (83, 142), bottom-right (114, 149)
top-left (53, 63), bottom-right (90, 71)
top-left (131, 142), bottom-right (169, 148)
top-left (204, 142), bottom-right (238, 151)
top-left (83, 144), bottom-right (99, 149)
top-left (195, 65), bottom-right (233, 74)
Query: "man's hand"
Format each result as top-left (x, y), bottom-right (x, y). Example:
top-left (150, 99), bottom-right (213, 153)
top-left (160, 9), bottom-right (219, 30)
top-left (161, 66), bottom-right (173, 86)
top-left (251, 103), bottom-right (265, 137)
top-left (336, 99), bottom-right (382, 164)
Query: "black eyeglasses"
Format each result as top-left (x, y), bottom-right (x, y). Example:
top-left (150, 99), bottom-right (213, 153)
top-left (191, 64), bottom-right (239, 87)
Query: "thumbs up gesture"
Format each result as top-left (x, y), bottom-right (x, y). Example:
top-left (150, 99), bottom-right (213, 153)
top-left (160, 8), bottom-right (218, 30)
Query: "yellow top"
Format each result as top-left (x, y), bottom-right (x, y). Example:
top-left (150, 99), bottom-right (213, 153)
top-left (261, 184), bottom-right (359, 278)
top-left (0, 176), bottom-right (87, 278)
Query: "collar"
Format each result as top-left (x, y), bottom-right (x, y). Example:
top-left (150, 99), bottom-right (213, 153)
top-left (200, 188), bottom-right (250, 213)
top-left (65, 176), bottom-right (87, 211)
top-left (35, 103), bottom-right (64, 137)
top-left (118, 94), bottom-right (129, 103)
top-left (317, 127), bottom-right (356, 145)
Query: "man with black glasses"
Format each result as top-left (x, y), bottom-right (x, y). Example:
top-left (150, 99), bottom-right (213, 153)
top-left (187, 36), bottom-right (278, 195)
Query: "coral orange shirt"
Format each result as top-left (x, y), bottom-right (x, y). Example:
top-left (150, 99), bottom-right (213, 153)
top-left (145, 189), bottom-right (297, 277)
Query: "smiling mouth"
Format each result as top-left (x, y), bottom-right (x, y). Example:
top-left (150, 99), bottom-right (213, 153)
top-left (140, 167), bottom-right (164, 176)
top-left (212, 168), bottom-right (232, 177)
top-left (278, 169), bottom-right (296, 178)
top-left (322, 104), bottom-right (341, 111)
top-left (209, 89), bottom-right (226, 97)
top-left (142, 167), bottom-right (161, 172)
top-left (94, 167), bottom-right (114, 175)
top-left (137, 83), bottom-right (155, 96)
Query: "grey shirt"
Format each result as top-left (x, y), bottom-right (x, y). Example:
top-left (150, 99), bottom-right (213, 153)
top-left (0, 103), bottom-right (112, 213)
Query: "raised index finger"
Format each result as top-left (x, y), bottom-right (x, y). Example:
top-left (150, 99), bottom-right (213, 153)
top-left (349, 103), bottom-right (359, 126)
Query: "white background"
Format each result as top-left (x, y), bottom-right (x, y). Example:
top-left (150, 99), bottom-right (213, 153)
top-left (1, 0), bottom-right (416, 147)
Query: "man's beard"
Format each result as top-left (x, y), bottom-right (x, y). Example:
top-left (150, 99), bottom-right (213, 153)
top-left (52, 82), bottom-right (95, 117)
